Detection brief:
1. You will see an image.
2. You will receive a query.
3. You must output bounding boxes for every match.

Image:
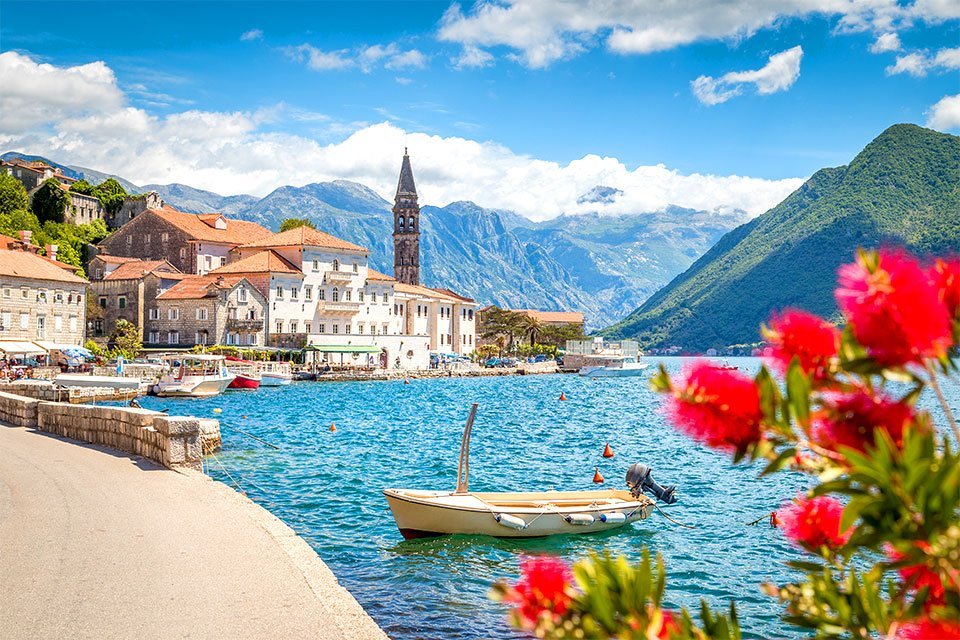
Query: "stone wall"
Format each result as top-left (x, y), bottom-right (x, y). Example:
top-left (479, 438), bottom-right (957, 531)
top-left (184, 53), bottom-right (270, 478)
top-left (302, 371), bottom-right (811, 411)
top-left (0, 380), bottom-right (139, 403)
top-left (0, 390), bottom-right (219, 469)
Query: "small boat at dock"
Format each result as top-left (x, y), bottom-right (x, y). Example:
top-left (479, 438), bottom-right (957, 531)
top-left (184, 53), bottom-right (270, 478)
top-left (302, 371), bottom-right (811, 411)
top-left (384, 404), bottom-right (676, 539)
top-left (225, 358), bottom-right (261, 389)
top-left (578, 357), bottom-right (649, 378)
top-left (54, 374), bottom-right (141, 390)
top-left (256, 361), bottom-right (293, 386)
top-left (152, 355), bottom-right (235, 398)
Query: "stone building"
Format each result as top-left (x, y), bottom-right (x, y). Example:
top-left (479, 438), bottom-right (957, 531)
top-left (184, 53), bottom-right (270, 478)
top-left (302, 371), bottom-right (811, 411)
top-left (96, 206), bottom-right (272, 275)
top-left (1, 159), bottom-right (75, 191)
top-left (87, 258), bottom-right (185, 339)
top-left (150, 275), bottom-right (266, 348)
top-left (0, 246), bottom-right (87, 345)
top-left (392, 149), bottom-right (420, 285)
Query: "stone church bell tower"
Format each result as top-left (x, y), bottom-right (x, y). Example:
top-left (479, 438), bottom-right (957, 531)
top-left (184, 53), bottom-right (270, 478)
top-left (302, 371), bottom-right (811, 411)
top-left (392, 149), bottom-right (420, 285)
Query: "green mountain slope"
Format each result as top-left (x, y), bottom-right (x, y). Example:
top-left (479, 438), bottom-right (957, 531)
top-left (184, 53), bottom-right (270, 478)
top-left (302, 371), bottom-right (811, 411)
top-left (603, 124), bottom-right (960, 351)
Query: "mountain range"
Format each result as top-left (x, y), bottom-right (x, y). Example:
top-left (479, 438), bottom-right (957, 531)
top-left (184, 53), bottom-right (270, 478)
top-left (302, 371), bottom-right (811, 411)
top-left (603, 124), bottom-right (960, 350)
top-left (1, 151), bottom-right (748, 327)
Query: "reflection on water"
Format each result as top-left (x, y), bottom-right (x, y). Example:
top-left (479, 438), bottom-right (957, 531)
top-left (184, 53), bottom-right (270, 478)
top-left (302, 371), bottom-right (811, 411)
top-left (140, 357), bottom-right (959, 639)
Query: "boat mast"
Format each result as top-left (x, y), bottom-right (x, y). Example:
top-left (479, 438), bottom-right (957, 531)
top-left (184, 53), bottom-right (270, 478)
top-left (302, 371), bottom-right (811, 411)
top-left (455, 403), bottom-right (478, 494)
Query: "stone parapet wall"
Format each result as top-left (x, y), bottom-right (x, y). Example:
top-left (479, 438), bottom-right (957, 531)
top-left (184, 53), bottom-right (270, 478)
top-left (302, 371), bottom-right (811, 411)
top-left (0, 390), bottom-right (218, 470)
top-left (0, 380), bottom-right (139, 404)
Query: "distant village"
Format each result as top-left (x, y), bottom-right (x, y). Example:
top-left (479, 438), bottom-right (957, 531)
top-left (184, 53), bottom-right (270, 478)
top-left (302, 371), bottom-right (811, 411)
top-left (0, 153), bottom-right (590, 370)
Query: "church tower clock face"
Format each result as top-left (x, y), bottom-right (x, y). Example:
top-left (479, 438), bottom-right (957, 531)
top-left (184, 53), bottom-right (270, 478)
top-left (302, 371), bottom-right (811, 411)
top-left (393, 148), bottom-right (420, 286)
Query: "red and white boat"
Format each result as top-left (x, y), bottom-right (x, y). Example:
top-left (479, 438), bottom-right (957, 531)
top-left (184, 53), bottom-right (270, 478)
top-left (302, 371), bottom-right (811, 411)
top-left (256, 361), bottom-right (293, 386)
top-left (225, 358), bottom-right (261, 389)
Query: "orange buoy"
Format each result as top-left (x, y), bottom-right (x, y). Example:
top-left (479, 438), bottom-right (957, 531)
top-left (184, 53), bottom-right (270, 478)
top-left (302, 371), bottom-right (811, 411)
top-left (602, 442), bottom-right (614, 458)
top-left (593, 467), bottom-right (604, 483)
top-left (329, 422), bottom-right (337, 432)
top-left (559, 392), bottom-right (567, 401)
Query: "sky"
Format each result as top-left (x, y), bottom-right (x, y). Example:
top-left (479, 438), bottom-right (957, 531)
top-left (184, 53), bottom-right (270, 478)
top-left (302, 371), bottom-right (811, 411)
top-left (0, 0), bottom-right (958, 221)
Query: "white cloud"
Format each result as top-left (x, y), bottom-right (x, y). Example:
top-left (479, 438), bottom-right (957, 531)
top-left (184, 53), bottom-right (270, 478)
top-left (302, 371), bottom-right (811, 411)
top-left (886, 46), bottom-right (960, 76)
top-left (453, 44), bottom-right (495, 69)
top-left (1, 51), bottom-right (804, 221)
top-left (240, 29), bottom-right (263, 41)
top-left (927, 94), bottom-right (960, 131)
top-left (692, 46), bottom-right (803, 106)
top-left (437, 0), bottom-right (953, 68)
top-left (869, 32), bottom-right (902, 53)
top-left (287, 42), bottom-right (428, 73)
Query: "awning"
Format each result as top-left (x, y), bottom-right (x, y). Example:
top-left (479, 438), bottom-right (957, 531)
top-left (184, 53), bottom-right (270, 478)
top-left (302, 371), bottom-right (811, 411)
top-left (305, 344), bottom-right (382, 354)
top-left (34, 341), bottom-right (81, 351)
top-left (0, 341), bottom-right (46, 356)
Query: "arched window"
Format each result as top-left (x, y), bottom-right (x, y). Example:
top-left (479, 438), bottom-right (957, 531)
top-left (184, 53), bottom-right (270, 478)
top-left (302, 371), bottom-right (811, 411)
top-left (332, 287), bottom-right (340, 302)
top-left (333, 259), bottom-right (340, 272)
top-left (398, 217), bottom-right (405, 230)
top-left (408, 217), bottom-right (415, 230)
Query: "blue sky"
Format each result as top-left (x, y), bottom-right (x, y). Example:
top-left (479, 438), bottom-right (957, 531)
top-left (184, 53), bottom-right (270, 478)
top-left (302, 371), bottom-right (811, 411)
top-left (1, 1), bottom-right (957, 219)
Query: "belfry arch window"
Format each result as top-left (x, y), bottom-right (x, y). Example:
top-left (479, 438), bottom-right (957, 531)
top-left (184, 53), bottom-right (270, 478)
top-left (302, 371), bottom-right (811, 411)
top-left (398, 217), bottom-right (405, 230)
top-left (408, 217), bottom-right (415, 230)
top-left (332, 287), bottom-right (340, 302)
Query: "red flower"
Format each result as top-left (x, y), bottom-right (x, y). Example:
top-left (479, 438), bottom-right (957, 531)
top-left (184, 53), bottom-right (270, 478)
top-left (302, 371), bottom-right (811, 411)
top-left (887, 544), bottom-right (950, 607)
top-left (896, 619), bottom-right (960, 639)
top-left (649, 609), bottom-right (680, 640)
top-left (836, 249), bottom-right (952, 367)
top-left (666, 361), bottom-right (763, 451)
top-left (811, 390), bottom-right (916, 455)
top-left (765, 309), bottom-right (839, 379)
top-left (505, 556), bottom-right (574, 628)
top-left (777, 495), bottom-right (852, 551)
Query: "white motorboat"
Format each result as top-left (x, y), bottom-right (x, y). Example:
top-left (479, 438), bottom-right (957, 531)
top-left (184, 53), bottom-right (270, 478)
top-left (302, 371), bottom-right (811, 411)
top-left (384, 404), bottom-right (676, 539)
top-left (54, 374), bottom-right (140, 390)
top-left (256, 361), bottom-right (293, 386)
top-left (152, 354), bottom-right (235, 398)
top-left (578, 357), bottom-right (650, 377)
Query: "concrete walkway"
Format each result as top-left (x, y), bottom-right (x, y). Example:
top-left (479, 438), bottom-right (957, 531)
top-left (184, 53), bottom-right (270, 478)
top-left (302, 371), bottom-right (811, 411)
top-left (0, 424), bottom-right (389, 640)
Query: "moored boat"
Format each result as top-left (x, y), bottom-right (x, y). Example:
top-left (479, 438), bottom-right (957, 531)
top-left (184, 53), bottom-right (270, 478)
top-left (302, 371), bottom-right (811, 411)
top-left (384, 404), bottom-right (676, 539)
top-left (54, 374), bottom-right (141, 390)
top-left (257, 361), bottom-right (293, 386)
top-left (153, 355), bottom-right (235, 398)
top-left (225, 358), bottom-right (261, 389)
top-left (578, 357), bottom-right (649, 377)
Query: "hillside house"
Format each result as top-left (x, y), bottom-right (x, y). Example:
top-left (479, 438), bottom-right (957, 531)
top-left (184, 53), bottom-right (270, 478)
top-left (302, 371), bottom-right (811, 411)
top-left (87, 258), bottom-right (185, 339)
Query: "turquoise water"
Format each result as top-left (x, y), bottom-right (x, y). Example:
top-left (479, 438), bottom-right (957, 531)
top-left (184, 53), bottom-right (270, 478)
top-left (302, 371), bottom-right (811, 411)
top-left (137, 357), bottom-right (950, 639)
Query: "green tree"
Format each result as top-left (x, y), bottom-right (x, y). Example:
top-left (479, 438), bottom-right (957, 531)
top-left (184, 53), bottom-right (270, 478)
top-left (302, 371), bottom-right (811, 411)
top-left (69, 179), bottom-right (96, 195)
top-left (479, 307), bottom-right (527, 353)
top-left (31, 178), bottom-right (69, 223)
top-left (0, 173), bottom-right (29, 215)
top-left (279, 217), bottom-right (316, 232)
top-left (91, 178), bottom-right (127, 218)
top-left (0, 208), bottom-right (41, 239)
top-left (108, 319), bottom-right (142, 360)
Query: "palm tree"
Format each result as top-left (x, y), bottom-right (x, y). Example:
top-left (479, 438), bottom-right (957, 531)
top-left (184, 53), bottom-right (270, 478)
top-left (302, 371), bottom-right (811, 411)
top-left (519, 315), bottom-right (544, 346)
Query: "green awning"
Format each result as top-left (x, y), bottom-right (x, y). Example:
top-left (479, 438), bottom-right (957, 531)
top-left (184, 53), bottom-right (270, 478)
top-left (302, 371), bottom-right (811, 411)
top-left (305, 344), bottom-right (383, 354)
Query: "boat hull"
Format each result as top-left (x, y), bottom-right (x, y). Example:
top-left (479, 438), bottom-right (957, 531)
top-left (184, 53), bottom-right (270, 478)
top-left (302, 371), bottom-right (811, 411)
top-left (54, 374), bottom-right (140, 390)
top-left (383, 489), bottom-right (652, 539)
top-left (259, 373), bottom-right (293, 386)
top-left (155, 376), bottom-right (235, 398)
top-left (579, 364), bottom-right (650, 377)
top-left (228, 373), bottom-right (261, 389)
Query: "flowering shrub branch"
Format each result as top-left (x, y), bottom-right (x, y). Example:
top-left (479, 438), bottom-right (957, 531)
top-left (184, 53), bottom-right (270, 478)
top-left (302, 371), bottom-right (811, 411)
top-left (492, 249), bottom-right (960, 639)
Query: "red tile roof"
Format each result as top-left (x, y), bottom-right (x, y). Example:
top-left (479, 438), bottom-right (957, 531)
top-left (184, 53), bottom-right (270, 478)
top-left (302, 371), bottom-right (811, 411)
top-left (394, 282), bottom-right (463, 302)
top-left (237, 225), bottom-right (367, 253)
top-left (94, 255), bottom-right (139, 265)
top-left (149, 206), bottom-right (272, 245)
top-left (209, 250), bottom-right (302, 276)
top-left (365, 269), bottom-right (396, 282)
top-left (156, 274), bottom-right (246, 300)
top-left (430, 287), bottom-right (475, 303)
top-left (0, 249), bottom-right (87, 284)
top-left (0, 234), bottom-right (17, 250)
top-left (512, 309), bottom-right (585, 324)
top-left (103, 259), bottom-right (181, 281)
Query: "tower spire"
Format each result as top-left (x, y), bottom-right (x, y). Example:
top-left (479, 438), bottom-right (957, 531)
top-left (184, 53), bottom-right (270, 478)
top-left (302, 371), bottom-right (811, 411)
top-left (393, 150), bottom-right (420, 285)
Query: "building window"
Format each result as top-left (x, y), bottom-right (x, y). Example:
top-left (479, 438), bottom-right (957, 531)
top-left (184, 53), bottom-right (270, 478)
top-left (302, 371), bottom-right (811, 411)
top-left (118, 296), bottom-right (126, 309)
top-left (161, 232), bottom-right (169, 242)
top-left (99, 296), bottom-right (107, 308)
top-left (179, 248), bottom-right (186, 260)
top-left (276, 286), bottom-right (284, 299)
top-left (290, 320), bottom-right (298, 334)
top-left (358, 323), bottom-right (364, 334)
top-left (168, 308), bottom-right (179, 320)
top-left (94, 319), bottom-right (103, 335)
top-left (246, 308), bottom-right (257, 320)
top-left (291, 288), bottom-right (298, 300)
top-left (382, 323), bottom-right (389, 335)
top-left (94, 269), bottom-right (103, 280)
top-left (304, 287), bottom-right (312, 301)
top-left (332, 288), bottom-right (339, 302)
top-left (1, 311), bottom-right (11, 329)
top-left (54, 291), bottom-right (63, 303)
top-left (276, 320), bottom-right (283, 334)
top-left (319, 288), bottom-right (326, 301)
top-left (332, 324), bottom-right (339, 334)
top-left (144, 233), bottom-right (151, 243)
top-left (312, 259), bottom-right (319, 271)
top-left (333, 259), bottom-right (340, 271)
top-left (54, 315), bottom-right (62, 331)
top-left (468, 309), bottom-right (474, 320)
top-left (318, 324), bottom-right (325, 334)
top-left (382, 292), bottom-right (388, 304)
top-left (248, 334), bottom-right (257, 346)
top-left (149, 308), bottom-right (159, 320)
top-left (196, 331), bottom-right (208, 345)
top-left (358, 291), bottom-right (364, 302)
top-left (196, 308), bottom-right (208, 321)
top-left (304, 322), bottom-right (312, 334)
top-left (220, 257), bottom-right (227, 267)
top-left (345, 289), bottom-right (351, 302)
top-left (126, 236), bottom-right (132, 246)
top-left (149, 331), bottom-right (159, 343)
top-left (238, 287), bottom-right (247, 302)
top-left (168, 331), bottom-right (179, 344)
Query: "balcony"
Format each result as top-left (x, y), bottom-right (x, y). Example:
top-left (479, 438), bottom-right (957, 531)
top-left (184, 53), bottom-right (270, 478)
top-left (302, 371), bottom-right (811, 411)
top-left (324, 270), bottom-right (354, 283)
top-left (227, 318), bottom-right (264, 332)
top-left (316, 300), bottom-right (361, 315)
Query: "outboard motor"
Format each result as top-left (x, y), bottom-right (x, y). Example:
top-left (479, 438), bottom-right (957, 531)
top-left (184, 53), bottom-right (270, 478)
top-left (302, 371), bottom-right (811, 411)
top-left (626, 463), bottom-right (678, 504)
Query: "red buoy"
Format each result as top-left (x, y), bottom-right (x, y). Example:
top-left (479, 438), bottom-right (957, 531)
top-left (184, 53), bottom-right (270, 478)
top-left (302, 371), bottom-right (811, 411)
top-left (559, 392), bottom-right (567, 401)
top-left (593, 467), bottom-right (604, 483)
top-left (602, 442), bottom-right (614, 458)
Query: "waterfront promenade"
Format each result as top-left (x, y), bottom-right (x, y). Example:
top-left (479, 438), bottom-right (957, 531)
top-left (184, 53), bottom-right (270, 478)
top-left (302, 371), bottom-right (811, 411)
top-left (0, 424), bottom-right (388, 640)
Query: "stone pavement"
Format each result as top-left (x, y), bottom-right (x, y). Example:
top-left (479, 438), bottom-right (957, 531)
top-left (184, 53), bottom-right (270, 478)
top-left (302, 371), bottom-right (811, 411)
top-left (0, 424), bottom-right (389, 640)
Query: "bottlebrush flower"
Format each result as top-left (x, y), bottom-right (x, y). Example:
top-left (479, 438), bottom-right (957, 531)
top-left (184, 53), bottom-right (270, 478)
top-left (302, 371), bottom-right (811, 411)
top-left (765, 309), bottom-right (839, 379)
top-left (811, 390), bottom-right (916, 455)
top-left (887, 544), bottom-right (950, 607)
top-left (933, 258), bottom-right (960, 319)
top-left (666, 361), bottom-right (763, 451)
top-left (835, 249), bottom-right (952, 367)
top-left (648, 608), bottom-right (679, 640)
top-left (777, 495), bottom-right (852, 551)
top-left (504, 556), bottom-right (575, 629)
top-left (895, 619), bottom-right (960, 639)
